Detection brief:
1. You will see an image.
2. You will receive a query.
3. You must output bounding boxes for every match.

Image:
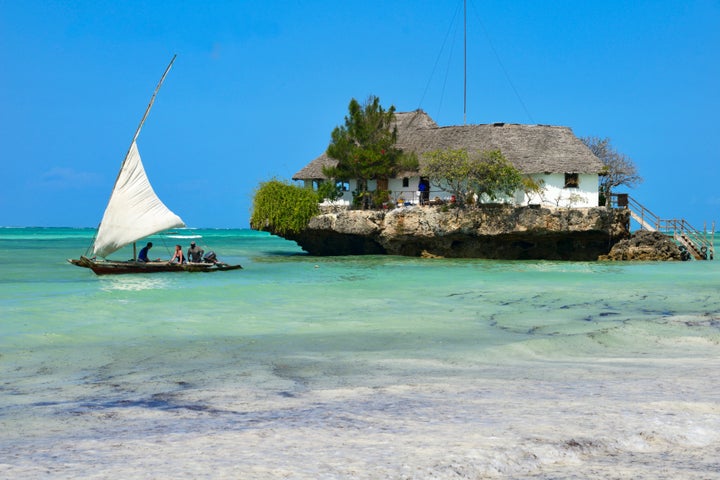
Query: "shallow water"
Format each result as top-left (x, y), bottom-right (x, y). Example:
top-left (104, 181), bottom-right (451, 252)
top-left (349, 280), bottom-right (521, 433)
top-left (1, 228), bottom-right (719, 478)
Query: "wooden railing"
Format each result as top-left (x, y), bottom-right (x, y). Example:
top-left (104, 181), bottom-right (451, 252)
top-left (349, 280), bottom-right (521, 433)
top-left (609, 193), bottom-right (715, 260)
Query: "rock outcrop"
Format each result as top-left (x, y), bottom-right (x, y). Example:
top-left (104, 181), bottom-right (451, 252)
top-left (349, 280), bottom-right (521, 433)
top-left (599, 230), bottom-right (685, 261)
top-left (275, 205), bottom-right (631, 261)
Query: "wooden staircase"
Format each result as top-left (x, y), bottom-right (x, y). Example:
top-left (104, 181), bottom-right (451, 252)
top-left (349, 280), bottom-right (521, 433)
top-left (610, 193), bottom-right (715, 260)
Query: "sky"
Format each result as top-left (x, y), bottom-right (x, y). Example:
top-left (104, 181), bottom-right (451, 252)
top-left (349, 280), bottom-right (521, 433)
top-left (1, 0), bottom-right (719, 229)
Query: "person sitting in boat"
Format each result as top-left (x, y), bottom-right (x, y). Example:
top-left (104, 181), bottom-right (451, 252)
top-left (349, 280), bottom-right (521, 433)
top-left (138, 242), bottom-right (153, 262)
top-left (203, 251), bottom-right (224, 265)
top-left (170, 244), bottom-right (185, 264)
top-left (187, 241), bottom-right (204, 263)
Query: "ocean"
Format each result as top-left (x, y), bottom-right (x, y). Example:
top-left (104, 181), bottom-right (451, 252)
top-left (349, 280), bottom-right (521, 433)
top-left (1, 227), bottom-right (719, 479)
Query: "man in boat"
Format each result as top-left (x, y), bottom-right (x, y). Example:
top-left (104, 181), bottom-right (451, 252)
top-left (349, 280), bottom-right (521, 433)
top-left (138, 242), bottom-right (153, 262)
top-left (187, 241), bottom-right (204, 263)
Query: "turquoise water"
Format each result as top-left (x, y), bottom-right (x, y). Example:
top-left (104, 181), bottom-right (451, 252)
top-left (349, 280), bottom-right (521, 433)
top-left (1, 228), bottom-right (719, 479)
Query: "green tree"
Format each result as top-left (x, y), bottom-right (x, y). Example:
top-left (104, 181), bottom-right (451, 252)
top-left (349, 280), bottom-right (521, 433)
top-left (470, 150), bottom-right (524, 202)
top-left (581, 136), bottom-right (642, 205)
top-left (421, 149), bottom-right (474, 206)
top-left (250, 179), bottom-right (320, 235)
top-left (323, 96), bottom-right (404, 209)
top-left (421, 149), bottom-right (524, 206)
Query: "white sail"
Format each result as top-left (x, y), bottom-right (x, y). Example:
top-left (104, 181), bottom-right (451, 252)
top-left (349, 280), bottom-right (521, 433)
top-left (93, 141), bottom-right (185, 258)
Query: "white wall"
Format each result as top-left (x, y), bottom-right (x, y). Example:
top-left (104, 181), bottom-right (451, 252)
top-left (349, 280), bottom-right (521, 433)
top-left (523, 174), bottom-right (599, 208)
top-left (306, 173), bottom-right (600, 208)
top-left (304, 179), bottom-right (357, 204)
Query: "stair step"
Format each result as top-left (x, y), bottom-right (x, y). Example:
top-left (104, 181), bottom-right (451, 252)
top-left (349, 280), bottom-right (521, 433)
top-left (619, 193), bottom-right (714, 261)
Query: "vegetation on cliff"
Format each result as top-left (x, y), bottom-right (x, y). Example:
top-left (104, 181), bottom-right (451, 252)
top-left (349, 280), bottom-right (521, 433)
top-left (250, 179), bottom-right (319, 235)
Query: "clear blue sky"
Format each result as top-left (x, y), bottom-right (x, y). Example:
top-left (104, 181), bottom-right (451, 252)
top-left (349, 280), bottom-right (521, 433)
top-left (1, 0), bottom-right (718, 229)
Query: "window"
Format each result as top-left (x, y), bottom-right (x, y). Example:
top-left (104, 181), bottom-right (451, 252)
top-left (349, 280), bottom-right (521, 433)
top-left (564, 173), bottom-right (579, 188)
top-left (402, 177), bottom-right (409, 188)
top-left (312, 180), bottom-right (322, 191)
top-left (336, 181), bottom-right (350, 192)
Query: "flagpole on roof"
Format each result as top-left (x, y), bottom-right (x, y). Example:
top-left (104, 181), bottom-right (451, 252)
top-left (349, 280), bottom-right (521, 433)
top-left (463, 0), bottom-right (467, 125)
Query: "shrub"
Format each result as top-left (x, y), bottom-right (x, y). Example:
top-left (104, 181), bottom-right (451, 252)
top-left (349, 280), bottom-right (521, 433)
top-left (250, 179), bottom-right (320, 235)
top-left (371, 189), bottom-right (391, 209)
top-left (317, 180), bottom-right (343, 202)
top-left (421, 148), bottom-right (523, 206)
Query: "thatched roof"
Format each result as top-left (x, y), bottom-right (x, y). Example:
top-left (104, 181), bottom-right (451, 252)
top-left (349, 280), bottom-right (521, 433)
top-left (293, 110), bottom-right (603, 180)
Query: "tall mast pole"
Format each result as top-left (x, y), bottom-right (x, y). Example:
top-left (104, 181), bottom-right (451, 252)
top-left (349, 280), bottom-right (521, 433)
top-left (90, 54), bottom-right (177, 252)
top-left (463, 0), bottom-right (467, 125)
top-left (115, 55), bottom-right (176, 197)
top-left (131, 54), bottom-right (177, 146)
top-left (113, 54), bottom-right (176, 198)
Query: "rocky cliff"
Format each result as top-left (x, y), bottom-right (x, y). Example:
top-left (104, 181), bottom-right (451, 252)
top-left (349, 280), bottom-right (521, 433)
top-left (599, 230), bottom-right (686, 261)
top-left (273, 205), bottom-right (631, 261)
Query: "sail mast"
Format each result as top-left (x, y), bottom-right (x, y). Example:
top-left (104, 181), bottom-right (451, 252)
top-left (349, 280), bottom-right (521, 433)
top-left (91, 54), bottom-right (183, 258)
top-left (88, 55), bottom-right (177, 249)
top-left (104, 54), bottom-right (177, 206)
top-left (131, 54), bottom-right (177, 146)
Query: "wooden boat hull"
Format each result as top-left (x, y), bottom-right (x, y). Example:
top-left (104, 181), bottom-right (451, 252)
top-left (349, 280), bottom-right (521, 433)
top-left (68, 256), bottom-right (242, 275)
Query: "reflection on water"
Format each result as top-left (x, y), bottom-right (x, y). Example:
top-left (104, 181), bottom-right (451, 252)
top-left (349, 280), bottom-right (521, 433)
top-left (99, 275), bottom-right (171, 292)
